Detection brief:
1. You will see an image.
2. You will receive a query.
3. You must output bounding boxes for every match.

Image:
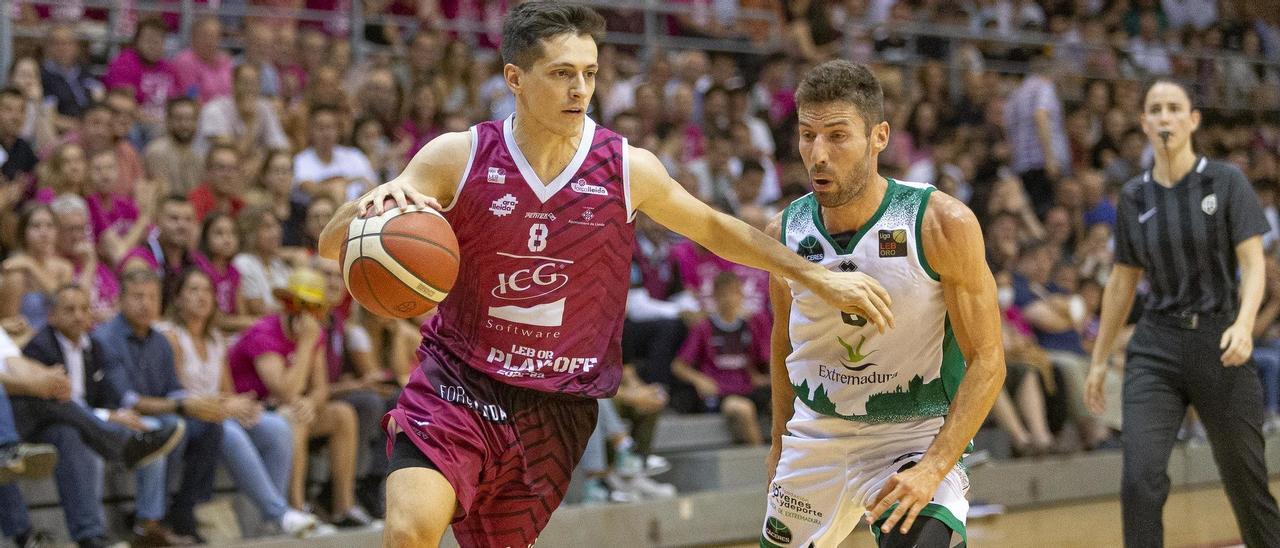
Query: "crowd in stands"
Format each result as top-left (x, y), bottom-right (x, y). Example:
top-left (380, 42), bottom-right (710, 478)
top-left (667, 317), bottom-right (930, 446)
top-left (0, 0), bottom-right (1275, 545)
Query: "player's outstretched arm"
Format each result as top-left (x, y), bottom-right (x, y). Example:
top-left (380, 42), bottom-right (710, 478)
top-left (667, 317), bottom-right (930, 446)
top-left (868, 192), bottom-right (1005, 535)
top-left (317, 131), bottom-right (471, 261)
top-left (629, 146), bottom-right (895, 332)
top-left (764, 214), bottom-right (795, 484)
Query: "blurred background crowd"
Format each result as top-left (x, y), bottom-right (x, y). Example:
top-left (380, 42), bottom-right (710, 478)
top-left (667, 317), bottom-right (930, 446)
top-left (0, 0), bottom-right (1275, 546)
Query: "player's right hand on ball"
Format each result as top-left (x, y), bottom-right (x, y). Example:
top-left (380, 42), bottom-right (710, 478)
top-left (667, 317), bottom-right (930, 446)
top-left (810, 271), bottom-right (895, 333)
top-left (358, 178), bottom-right (442, 216)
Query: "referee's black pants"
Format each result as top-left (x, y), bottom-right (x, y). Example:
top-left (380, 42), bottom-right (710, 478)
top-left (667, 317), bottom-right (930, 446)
top-left (1122, 313), bottom-right (1280, 547)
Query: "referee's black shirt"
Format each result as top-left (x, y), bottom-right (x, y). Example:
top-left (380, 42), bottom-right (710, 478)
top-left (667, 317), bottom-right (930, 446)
top-left (1114, 157), bottom-right (1270, 315)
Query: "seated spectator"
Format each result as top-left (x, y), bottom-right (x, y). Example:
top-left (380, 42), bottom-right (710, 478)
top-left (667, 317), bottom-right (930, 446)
top-left (288, 196), bottom-right (336, 254)
top-left (86, 149), bottom-right (156, 267)
top-left (992, 271), bottom-right (1058, 457)
top-left (246, 150), bottom-right (306, 235)
top-left (398, 83), bottom-right (442, 163)
top-left (0, 328), bottom-right (58, 547)
top-left (104, 87), bottom-right (147, 158)
top-left (194, 212), bottom-right (255, 331)
top-left (8, 58), bottom-right (58, 154)
top-left (95, 270), bottom-right (225, 544)
top-left (226, 268), bottom-right (370, 527)
top-left (10, 285), bottom-right (182, 548)
top-left (233, 206), bottom-right (292, 316)
top-left (579, 399), bottom-right (676, 504)
top-left (353, 117), bottom-right (406, 183)
top-left (1, 204), bottom-right (73, 336)
top-left (50, 195), bottom-right (120, 323)
top-left (33, 143), bottom-right (90, 203)
top-left (623, 216), bottom-right (700, 410)
top-left (170, 16), bottom-right (234, 103)
top-left (0, 88), bottom-right (39, 186)
top-left (103, 17), bottom-right (179, 130)
top-left (156, 269), bottom-right (326, 537)
top-left (74, 103), bottom-right (144, 196)
top-left (120, 195), bottom-right (204, 308)
top-left (143, 98), bottom-right (203, 197)
top-left (293, 105), bottom-right (378, 204)
top-left (195, 63), bottom-right (288, 165)
top-left (671, 272), bottom-right (770, 446)
top-left (40, 23), bottom-right (102, 121)
top-left (187, 144), bottom-right (247, 221)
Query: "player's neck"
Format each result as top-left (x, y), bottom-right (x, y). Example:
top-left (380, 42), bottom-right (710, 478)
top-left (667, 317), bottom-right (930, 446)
top-left (1152, 146), bottom-right (1198, 187)
top-left (822, 174), bottom-right (888, 234)
top-left (511, 114), bottom-right (581, 184)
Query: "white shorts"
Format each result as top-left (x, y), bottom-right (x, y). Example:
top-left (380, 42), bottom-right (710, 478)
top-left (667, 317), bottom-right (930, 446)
top-left (760, 408), bottom-right (969, 548)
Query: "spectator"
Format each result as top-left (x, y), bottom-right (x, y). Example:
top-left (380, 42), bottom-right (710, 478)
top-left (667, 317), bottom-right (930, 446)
top-left (143, 97), bottom-right (203, 196)
top-left (398, 83), bottom-right (441, 163)
top-left (195, 63), bottom-right (289, 165)
top-left (234, 206), bottom-right (291, 315)
top-left (290, 195), bottom-right (336, 254)
top-left (33, 143), bottom-right (89, 203)
top-left (247, 150), bottom-right (306, 232)
top-left (155, 269), bottom-right (326, 538)
top-left (95, 269), bottom-right (225, 544)
top-left (671, 272), bottom-right (770, 446)
top-left (75, 102), bottom-right (145, 196)
top-left (239, 21), bottom-right (282, 97)
top-left (0, 88), bottom-right (39, 186)
top-left (8, 58), bottom-right (58, 154)
top-left (1, 204), bottom-right (74, 335)
top-left (1128, 11), bottom-right (1173, 75)
top-left (1003, 56), bottom-right (1071, 215)
top-left (40, 23), bottom-right (100, 122)
top-left (119, 195), bottom-right (203, 308)
top-left (11, 285), bottom-right (183, 548)
top-left (0, 376), bottom-right (58, 546)
top-left (103, 18), bottom-right (180, 131)
top-left (1162, 0), bottom-right (1216, 30)
top-left (50, 194), bottom-right (119, 324)
top-left (193, 212), bottom-right (253, 330)
top-left (188, 144), bottom-right (247, 221)
top-left (293, 105), bottom-right (378, 204)
top-left (171, 16), bottom-right (234, 102)
top-left (226, 268), bottom-right (370, 527)
top-left (352, 117), bottom-right (404, 183)
top-left (579, 399), bottom-right (676, 503)
top-left (105, 87), bottom-right (147, 155)
top-left (86, 149), bottom-right (156, 268)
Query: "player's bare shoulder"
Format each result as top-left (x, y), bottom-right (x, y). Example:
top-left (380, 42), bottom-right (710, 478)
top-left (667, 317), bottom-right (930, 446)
top-left (404, 130), bottom-right (475, 206)
top-left (920, 189), bottom-right (985, 278)
top-left (765, 211), bottom-right (784, 241)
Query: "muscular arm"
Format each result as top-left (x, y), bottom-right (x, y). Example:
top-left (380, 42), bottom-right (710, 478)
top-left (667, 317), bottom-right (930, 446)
top-left (318, 131), bottom-right (470, 261)
top-left (916, 193), bottom-right (1005, 478)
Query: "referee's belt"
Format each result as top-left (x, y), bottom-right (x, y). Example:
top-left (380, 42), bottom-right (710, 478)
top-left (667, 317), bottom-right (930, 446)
top-left (1144, 310), bottom-right (1232, 330)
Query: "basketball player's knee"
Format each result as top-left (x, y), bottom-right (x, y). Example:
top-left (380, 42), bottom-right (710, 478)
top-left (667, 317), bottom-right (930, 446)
top-left (877, 516), bottom-right (953, 548)
top-left (384, 502), bottom-right (446, 547)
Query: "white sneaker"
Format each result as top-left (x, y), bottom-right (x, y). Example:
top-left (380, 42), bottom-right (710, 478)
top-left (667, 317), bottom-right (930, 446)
top-left (603, 473), bottom-right (642, 503)
top-left (642, 454), bottom-right (671, 476)
top-left (628, 475), bottom-right (676, 499)
top-left (280, 508), bottom-right (319, 538)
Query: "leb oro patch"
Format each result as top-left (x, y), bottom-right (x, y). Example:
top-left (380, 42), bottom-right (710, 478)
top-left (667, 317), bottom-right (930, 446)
top-left (878, 229), bottom-right (908, 258)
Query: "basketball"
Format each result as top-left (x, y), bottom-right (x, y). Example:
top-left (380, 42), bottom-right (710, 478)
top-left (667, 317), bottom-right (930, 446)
top-left (340, 204), bottom-right (460, 319)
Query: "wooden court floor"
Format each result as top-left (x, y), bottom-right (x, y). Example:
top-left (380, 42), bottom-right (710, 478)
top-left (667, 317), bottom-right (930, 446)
top-left (728, 480), bottom-right (1276, 547)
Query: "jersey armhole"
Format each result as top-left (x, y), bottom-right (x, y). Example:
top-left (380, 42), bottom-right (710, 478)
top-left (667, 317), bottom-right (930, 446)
top-left (622, 138), bottom-right (636, 223)
top-left (915, 187), bottom-right (941, 282)
top-left (440, 126), bottom-right (478, 213)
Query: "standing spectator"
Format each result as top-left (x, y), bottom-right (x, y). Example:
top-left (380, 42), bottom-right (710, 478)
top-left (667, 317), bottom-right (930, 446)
top-left (50, 194), bottom-right (119, 324)
top-left (103, 18), bottom-right (180, 130)
top-left (156, 269), bottom-right (325, 537)
top-left (143, 98), bottom-right (203, 196)
top-left (86, 149), bottom-right (156, 268)
top-left (187, 144), bottom-right (247, 221)
top-left (11, 285), bottom-right (183, 548)
top-left (170, 16), bottom-right (234, 103)
top-left (1004, 56), bottom-right (1071, 215)
top-left (1, 204), bottom-right (74, 334)
top-left (119, 195), bottom-right (203, 308)
top-left (195, 63), bottom-right (289, 165)
top-left (234, 206), bottom-right (291, 315)
top-left (95, 269), bottom-right (225, 544)
top-left (226, 268), bottom-right (370, 527)
top-left (293, 105), bottom-right (378, 204)
top-left (40, 23), bottom-right (101, 121)
top-left (671, 272), bottom-right (770, 445)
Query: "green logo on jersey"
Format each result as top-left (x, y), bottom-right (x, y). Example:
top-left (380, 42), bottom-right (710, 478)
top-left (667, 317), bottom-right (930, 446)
top-left (837, 335), bottom-right (877, 363)
top-left (765, 517), bottom-right (793, 544)
top-left (797, 235), bottom-right (823, 262)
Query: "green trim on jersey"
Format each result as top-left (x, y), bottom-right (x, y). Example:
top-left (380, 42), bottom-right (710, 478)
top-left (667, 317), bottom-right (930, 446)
top-left (941, 315), bottom-right (966, 402)
top-left (915, 186), bottom-right (940, 281)
top-left (779, 198), bottom-right (793, 244)
top-left (807, 178), bottom-right (900, 256)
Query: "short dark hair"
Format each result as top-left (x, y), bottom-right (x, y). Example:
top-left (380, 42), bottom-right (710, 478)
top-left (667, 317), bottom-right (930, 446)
top-left (501, 2), bottom-right (606, 70)
top-left (166, 96), bottom-right (197, 117)
top-left (120, 267), bottom-right (162, 291)
top-left (309, 103), bottom-right (342, 120)
top-left (795, 60), bottom-right (884, 134)
top-left (0, 87), bottom-right (24, 104)
top-left (1141, 78), bottom-right (1196, 110)
top-left (133, 17), bottom-right (169, 45)
top-left (50, 284), bottom-right (87, 309)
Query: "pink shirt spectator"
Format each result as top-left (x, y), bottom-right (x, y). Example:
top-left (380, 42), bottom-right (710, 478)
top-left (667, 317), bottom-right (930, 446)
top-left (103, 47), bottom-right (180, 124)
top-left (228, 314), bottom-right (320, 401)
top-left (170, 49), bottom-right (234, 102)
top-left (398, 120), bottom-right (439, 163)
top-left (669, 239), bottom-right (771, 320)
top-left (80, 262), bottom-right (120, 319)
top-left (676, 316), bottom-right (769, 397)
top-left (85, 193), bottom-right (139, 242)
top-left (192, 253), bottom-right (241, 314)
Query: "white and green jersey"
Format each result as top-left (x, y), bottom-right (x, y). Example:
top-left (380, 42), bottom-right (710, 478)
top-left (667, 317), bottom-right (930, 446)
top-left (780, 178), bottom-right (965, 423)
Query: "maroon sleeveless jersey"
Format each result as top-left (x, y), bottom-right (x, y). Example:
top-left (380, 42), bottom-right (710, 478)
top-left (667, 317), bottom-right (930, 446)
top-left (426, 115), bottom-right (636, 398)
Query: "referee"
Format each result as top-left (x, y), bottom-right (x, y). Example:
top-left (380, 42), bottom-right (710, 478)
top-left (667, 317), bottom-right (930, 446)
top-left (1084, 79), bottom-right (1280, 547)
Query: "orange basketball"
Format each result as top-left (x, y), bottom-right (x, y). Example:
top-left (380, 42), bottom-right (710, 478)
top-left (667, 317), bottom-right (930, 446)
top-left (340, 205), bottom-right (460, 319)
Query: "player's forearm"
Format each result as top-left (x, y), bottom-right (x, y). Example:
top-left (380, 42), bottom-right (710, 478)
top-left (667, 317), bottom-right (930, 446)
top-left (1089, 266), bottom-right (1140, 368)
top-left (920, 351), bottom-right (1004, 478)
top-left (319, 201), bottom-right (360, 261)
top-left (698, 210), bottom-right (824, 287)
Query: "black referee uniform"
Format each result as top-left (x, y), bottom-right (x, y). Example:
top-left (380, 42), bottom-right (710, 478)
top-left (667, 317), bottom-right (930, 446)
top-left (1114, 156), bottom-right (1280, 547)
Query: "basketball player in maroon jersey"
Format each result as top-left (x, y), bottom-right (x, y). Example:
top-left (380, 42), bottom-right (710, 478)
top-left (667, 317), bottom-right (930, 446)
top-left (319, 4), bottom-right (894, 546)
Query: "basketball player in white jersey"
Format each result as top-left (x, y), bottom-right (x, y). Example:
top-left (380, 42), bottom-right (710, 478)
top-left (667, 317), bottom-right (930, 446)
top-left (760, 60), bottom-right (1005, 548)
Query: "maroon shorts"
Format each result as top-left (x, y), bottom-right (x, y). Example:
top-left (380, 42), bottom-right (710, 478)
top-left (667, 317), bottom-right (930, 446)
top-left (382, 345), bottom-right (598, 547)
